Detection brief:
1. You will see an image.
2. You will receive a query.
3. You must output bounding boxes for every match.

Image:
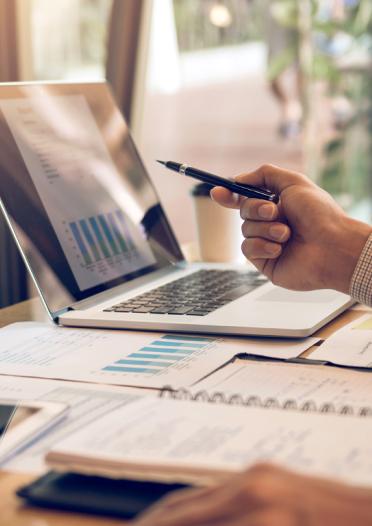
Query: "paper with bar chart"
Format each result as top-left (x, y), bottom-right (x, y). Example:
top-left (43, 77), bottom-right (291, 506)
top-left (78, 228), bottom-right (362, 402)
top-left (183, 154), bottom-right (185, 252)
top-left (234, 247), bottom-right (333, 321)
top-left (0, 323), bottom-right (239, 388)
top-left (0, 322), bottom-right (318, 388)
top-left (0, 96), bottom-right (156, 291)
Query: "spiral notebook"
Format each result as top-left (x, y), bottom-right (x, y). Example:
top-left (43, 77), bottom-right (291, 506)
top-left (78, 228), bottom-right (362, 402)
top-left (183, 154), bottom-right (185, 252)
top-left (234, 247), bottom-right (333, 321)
top-left (191, 359), bottom-right (372, 417)
top-left (47, 385), bottom-right (372, 487)
top-left (159, 385), bottom-right (372, 417)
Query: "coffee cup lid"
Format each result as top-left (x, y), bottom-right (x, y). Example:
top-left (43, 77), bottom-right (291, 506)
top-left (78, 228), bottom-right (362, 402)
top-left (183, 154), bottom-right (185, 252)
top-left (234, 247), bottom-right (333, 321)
top-left (191, 182), bottom-right (214, 197)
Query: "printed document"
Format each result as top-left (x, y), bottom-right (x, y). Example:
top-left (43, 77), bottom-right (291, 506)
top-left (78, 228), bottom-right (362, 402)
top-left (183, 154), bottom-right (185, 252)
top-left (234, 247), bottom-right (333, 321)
top-left (0, 322), bottom-right (317, 388)
top-left (47, 396), bottom-right (372, 487)
top-left (310, 314), bottom-right (372, 367)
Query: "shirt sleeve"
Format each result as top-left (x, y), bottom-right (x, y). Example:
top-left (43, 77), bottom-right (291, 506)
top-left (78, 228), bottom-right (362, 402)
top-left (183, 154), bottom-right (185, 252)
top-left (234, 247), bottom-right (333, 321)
top-left (350, 233), bottom-right (372, 307)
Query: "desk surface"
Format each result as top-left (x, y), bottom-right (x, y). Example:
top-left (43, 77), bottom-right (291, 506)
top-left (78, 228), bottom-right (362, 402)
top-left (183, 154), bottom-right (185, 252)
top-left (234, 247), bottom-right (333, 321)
top-left (0, 297), bottom-right (370, 526)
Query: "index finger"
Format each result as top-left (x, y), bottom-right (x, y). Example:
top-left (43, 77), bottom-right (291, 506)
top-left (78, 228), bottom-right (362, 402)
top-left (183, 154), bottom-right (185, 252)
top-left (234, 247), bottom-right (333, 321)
top-left (240, 198), bottom-right (279, 221)
top-left (236, 164), bottom-right (311, 194)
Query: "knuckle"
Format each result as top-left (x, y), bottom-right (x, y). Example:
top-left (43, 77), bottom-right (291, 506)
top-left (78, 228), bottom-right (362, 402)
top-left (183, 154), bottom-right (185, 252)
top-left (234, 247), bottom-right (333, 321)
top-left (241, 238), bottom-right (266, 257)
top-left (241, 239), bottom-right (255, 260)
top-left (269, 223), bottom-right (290, 241)
top-left (243, 477), bottom-right (273, 504)
top-left (241, 238), bottom-right (254, 253)
top-left (241, 464), bottom-right (283, 503)
top-left (241, 239), bottom-right (250, 256)
top-left (251, 238), bottom-right (264, 252)
top-left (258, 163), bottom-right (274, 175)
top-left (240, 199), bottom-right (261, 220)
top-left (248, 462), bottom-right (277, 476)
top-left (241, 220), bottom-right (253, 238)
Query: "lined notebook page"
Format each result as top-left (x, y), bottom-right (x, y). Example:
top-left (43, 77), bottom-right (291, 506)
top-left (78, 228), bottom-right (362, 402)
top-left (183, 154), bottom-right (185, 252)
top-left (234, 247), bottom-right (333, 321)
top-left (196, 360), bottom-right (372, 412)
top-left (47, 397), bottom-right (372, 487)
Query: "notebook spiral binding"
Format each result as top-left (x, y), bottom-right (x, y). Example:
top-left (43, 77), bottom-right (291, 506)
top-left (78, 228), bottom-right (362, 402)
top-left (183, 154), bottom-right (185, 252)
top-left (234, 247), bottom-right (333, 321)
top-left (159, 386), bottom-right (372, 417)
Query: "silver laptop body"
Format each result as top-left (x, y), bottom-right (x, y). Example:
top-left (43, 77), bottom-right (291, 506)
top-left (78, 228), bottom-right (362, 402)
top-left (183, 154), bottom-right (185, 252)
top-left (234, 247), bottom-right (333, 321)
top-left (0, 81), bottom-right (352, 337)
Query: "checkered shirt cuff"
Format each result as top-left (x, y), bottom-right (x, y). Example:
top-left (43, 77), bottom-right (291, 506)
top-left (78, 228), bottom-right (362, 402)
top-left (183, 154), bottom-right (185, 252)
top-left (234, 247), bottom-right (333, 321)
top-left (350, 233), bottom-right (372, 307)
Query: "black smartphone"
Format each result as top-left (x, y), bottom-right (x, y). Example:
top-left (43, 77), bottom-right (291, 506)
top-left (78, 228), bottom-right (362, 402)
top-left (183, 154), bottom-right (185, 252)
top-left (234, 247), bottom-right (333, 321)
top-left (17, 471), bottom-right (192, 519)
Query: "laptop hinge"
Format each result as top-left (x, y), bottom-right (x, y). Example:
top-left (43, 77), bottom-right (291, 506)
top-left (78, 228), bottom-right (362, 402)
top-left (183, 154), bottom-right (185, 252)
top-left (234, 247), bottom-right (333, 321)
top-left (52, 307), bottom-right (73, 324)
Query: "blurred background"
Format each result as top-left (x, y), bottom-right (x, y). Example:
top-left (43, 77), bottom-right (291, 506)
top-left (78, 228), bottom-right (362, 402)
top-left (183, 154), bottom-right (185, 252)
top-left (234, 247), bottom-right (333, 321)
top-left (0, 0), bottom-right (371, 307)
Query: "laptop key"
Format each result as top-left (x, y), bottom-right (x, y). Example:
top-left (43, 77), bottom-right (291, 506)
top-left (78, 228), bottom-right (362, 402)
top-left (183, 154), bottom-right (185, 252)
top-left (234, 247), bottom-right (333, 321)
top-left (150, 307), bottom-right (172, 314)
top-left (132, 306), bottom-right (155, 313)
top-left (167, 306), bottom-right (195, 315)
top-left (218, 284), bottom-right (257, 301)
top-left (104, 269), bottom-right (263, 316)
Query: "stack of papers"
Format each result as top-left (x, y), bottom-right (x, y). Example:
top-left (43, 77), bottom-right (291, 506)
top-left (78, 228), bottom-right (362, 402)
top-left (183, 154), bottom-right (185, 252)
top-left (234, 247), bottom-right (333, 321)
top-left (2, 316), bottom-right (371, 482)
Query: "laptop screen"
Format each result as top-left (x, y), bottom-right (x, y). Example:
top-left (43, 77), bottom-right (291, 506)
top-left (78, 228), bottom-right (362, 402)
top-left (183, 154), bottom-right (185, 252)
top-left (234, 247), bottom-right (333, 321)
top-left (0, 82), bottom-right (183, 315)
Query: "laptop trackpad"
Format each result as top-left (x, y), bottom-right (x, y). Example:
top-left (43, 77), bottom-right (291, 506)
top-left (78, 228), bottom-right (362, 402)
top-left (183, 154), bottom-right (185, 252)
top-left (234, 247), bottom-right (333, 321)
top-left (257, 289), bottom-right (341, 303)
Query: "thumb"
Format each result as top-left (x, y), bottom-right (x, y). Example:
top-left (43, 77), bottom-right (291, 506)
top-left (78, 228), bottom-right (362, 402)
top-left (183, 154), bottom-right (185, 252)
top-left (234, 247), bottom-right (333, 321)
top-left (236, 164), bottom-right (311, 195)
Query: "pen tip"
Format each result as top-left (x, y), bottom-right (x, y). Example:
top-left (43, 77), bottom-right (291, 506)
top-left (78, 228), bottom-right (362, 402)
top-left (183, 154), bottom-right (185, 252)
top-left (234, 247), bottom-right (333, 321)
top-left (156, 160), bottom-right (166, 166)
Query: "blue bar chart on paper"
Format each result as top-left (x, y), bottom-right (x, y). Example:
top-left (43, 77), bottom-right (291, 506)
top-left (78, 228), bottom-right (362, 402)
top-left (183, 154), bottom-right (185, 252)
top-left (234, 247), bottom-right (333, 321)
top-left (0, 324), bottom-right (246, 388)
top-left (101, 334), bottom-right (218, 377)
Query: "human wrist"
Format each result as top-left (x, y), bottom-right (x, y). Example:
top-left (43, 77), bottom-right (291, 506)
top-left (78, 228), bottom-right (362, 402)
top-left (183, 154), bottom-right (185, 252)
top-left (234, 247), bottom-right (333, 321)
top-left (323, 217), bottom-right (372, 294)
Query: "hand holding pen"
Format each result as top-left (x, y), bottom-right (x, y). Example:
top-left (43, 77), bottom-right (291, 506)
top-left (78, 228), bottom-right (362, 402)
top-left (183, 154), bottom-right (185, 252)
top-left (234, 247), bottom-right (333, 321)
top-left (157, 160), bottom-right (279, 203)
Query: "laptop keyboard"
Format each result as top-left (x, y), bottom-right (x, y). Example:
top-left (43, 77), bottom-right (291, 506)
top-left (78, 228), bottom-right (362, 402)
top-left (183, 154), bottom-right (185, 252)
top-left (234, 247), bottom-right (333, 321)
top-left (104, 269), bottom-right (267, 317)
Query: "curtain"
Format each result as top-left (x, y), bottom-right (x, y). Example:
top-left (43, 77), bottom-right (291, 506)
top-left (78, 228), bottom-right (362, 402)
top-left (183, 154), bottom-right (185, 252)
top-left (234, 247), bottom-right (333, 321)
top-left (106, 0), bottom-right (145, 124)
top-left (0, 0), bottom-right (28, 307)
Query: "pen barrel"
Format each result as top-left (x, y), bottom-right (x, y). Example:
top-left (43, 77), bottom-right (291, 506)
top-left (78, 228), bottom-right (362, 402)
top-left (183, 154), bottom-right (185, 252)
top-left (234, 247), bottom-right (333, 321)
top-left (161, 161), bottom-right (279, 203)
top-left (186, 167), bottom-right (278, 203)
top-left (185, 167), bottom-right (225, 187)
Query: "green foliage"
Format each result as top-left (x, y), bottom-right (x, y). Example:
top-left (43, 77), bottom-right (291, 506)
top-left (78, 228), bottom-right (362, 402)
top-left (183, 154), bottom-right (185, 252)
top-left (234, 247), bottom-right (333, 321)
top-left (312, 54), bottom-right (339, 83)
top-left (265, 0), bottom-right (372, 219)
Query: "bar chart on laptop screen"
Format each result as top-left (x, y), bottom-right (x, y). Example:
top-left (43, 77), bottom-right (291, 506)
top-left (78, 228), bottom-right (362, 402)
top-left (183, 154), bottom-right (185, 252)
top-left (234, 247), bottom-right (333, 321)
top-left (67, 210), bottom-right (139, 269)
top-left (99, 334), bottom-right (218, 377)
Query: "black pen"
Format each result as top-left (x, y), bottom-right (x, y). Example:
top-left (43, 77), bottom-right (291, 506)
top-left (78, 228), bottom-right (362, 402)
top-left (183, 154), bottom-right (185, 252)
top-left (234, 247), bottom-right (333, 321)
top-left (156, 160), bottom-right (279, 203)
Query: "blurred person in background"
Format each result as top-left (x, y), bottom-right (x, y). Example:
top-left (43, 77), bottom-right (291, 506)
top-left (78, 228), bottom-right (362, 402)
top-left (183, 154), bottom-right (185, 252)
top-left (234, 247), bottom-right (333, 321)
top-left (265, 0), bottom-right (303, 139)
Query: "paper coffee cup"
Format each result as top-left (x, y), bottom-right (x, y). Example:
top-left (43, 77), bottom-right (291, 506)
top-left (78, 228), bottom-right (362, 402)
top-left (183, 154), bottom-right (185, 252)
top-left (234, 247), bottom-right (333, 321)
top-left (192, 183), bottom-right (245, 263)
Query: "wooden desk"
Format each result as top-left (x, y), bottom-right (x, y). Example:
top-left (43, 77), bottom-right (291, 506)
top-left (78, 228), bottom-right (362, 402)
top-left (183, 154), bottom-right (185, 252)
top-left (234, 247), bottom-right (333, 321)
top-left (0, 297), bottom-right (370, 526)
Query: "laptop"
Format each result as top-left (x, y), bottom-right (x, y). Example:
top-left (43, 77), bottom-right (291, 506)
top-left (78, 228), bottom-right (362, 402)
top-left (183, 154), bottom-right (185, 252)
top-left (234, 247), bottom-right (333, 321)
top-left (0, 81), bottom-right (352, 337)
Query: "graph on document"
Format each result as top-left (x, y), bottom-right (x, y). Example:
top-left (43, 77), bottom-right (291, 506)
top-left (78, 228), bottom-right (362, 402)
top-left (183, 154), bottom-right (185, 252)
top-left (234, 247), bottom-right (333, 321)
top-left (100, 334), bottom-right (218, 377)
top-left (67, 210), bottom-right (137, 268)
